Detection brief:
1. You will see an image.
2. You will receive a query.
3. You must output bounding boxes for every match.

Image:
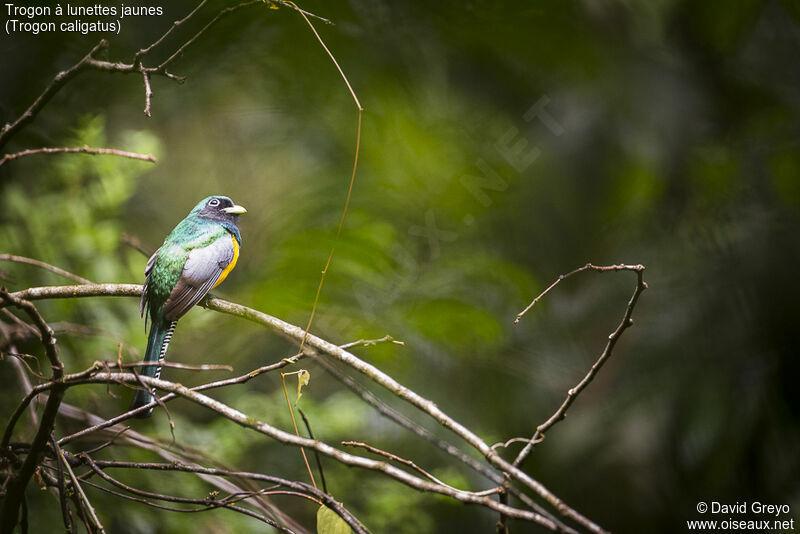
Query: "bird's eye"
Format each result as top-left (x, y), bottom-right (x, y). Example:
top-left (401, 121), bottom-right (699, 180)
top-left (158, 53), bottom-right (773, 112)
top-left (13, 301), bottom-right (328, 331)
top-left (208, 198), bottom-right (220, 207)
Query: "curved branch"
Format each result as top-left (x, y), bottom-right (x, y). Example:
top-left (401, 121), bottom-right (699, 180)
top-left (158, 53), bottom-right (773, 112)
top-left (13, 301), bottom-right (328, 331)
top-left (511, 265), bottom-right (648, 468)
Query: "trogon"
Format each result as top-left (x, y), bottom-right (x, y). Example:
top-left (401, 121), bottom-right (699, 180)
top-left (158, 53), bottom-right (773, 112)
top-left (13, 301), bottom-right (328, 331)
top-left (131, 195), bottom-right (246, 417)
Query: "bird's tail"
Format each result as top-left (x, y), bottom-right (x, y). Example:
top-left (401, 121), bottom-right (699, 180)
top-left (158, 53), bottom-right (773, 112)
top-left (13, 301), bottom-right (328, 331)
top-left (129, 319), bottom-right (177, 418)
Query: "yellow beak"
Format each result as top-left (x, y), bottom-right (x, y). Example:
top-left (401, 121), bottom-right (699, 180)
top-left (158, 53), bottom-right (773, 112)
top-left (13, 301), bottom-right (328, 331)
top-left (222, 205), bottom-right (247, 215)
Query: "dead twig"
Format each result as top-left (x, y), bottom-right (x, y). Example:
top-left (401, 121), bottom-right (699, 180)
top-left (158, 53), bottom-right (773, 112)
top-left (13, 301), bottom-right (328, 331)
top-left (512, 264), bottom-right (647, 468)
top-left (59, 449), bottom-right (106, 533)
top-left (0, 254), bottom-right (92, 285)
top-left (0, 146), bottom-right (156, 168)
top-left (515, 263), bottom-right (644, 323)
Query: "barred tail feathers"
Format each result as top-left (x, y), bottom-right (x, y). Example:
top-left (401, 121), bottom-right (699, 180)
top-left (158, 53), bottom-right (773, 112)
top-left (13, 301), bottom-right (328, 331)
top-left (129, 320), bottom-right (177, 417)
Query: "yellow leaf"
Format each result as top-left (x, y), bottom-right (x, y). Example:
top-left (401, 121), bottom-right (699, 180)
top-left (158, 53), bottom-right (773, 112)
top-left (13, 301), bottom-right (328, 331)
top-left (317, 505), bottom-right (353, 534)
top-left (296, 369), bottom-right (310, 404)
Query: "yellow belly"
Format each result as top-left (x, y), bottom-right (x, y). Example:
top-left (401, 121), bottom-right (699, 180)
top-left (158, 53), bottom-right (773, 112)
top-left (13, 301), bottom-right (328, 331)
top-left (213, 234), bottom-right (239, 288)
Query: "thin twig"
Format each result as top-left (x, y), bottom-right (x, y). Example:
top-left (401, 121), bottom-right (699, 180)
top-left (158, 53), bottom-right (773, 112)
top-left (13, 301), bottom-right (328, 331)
top-left (274, 0), bottom-right (331, 24)
top-left (339, 334), bottom-right (404, 349)
top-left (515, 263), bottom-right (643, 323)
top-left (120, 234), bottom-right (154, 258)
top-left (290, 1), bottom-right (363, 360)
top-left (490, 437), bottom-right (540, 452)
top-left (133, 0), bottom-right (208, 63)
top-left (110, 360), bottom-right (233, 372)
top-left (511, 264), bottom-right (647, 468)
top-left (50, 434), bottom-right (75, 533)
top-left (156, 1), bottom-right (261, 74)
top-left (141, 71), bottom-right (154, 116)
top-left (0, 255), bottom-right (92, 284)
top-left (298, 409), bottom-right (327, 494)
top-left (342, 441), bottom-right (492, 496)
top-left (59, 450), bottom-right (106, 533)
top-left (280, 372), bottom-right (317, 489)
top-left (497, 476), bottom-right (510, 534)
top-left (0, 146), bottom-right (157, 168)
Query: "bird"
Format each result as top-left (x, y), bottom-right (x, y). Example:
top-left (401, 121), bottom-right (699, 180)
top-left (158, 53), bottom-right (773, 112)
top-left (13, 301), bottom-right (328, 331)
top-left (131, 195), bottom-right (247, 417)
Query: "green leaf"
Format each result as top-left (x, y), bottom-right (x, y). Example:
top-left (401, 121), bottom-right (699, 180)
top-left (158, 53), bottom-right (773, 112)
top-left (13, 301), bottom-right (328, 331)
top-left (296, 369), bottom-right (310, 405)
top-left (317, 505), bottom-right (353, 534)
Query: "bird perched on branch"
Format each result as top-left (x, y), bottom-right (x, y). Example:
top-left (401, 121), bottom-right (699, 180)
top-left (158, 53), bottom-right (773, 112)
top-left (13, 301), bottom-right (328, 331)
top-left (131, 195), bottom-right (246, 417)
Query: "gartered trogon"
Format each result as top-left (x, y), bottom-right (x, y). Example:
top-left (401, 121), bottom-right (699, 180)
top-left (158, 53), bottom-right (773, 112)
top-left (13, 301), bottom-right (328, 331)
top-left (131, 195), bottom-right (246, 417)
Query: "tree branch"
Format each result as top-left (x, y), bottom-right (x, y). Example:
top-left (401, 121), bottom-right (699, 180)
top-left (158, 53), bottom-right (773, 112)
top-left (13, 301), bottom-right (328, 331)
top-left (59, 449), bottom-right (106, 533)
top-left (511, 264), bottom-right (647, 468)
top-left (0, 146), bottom-right (157, 168)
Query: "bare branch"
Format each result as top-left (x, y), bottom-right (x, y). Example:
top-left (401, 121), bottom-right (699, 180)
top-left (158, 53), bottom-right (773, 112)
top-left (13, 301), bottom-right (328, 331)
top-left (292, 4), bottom-right (363, 358)
top-left (511, 264), bottom-right (647, 469)
top-left (133, 0), bottom-right (208, 63)
top-left (515, 263), bottom-right (644, 323)
top-left (491, 437), bottom-right (540, 452)
top-left (298, 409), bottom-right (327, 494)
top-left (339, 334), bottom-right (404, 349)
top-left (289, 2), bottom-right (362, 111)
top-left (155, 1), bottom-right (260, 74)
top-left (59, 449), bottom-right (106, 533)
top-left (50, 433), bottom-right (75, 533)
top-left (141, 72), bottom-right (154, 116)
top-left (0, 146), bottom-right (157, 168)
top-left (341, 441), bottom-right (494, 496)
top-left (0, 255), bottom-right (92, 285)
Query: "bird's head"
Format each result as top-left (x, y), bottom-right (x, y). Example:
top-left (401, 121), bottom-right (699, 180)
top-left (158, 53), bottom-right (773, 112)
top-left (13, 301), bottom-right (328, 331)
top-left (191, 195), bottom-right (247, 223)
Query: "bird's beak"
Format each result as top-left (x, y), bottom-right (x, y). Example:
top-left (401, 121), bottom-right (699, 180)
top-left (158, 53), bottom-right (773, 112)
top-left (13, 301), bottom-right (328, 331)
top-left (222, 205), bottom-right (247, 215)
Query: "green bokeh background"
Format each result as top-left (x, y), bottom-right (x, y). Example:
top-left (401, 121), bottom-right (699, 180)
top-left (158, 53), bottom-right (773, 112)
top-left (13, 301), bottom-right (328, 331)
top-left (1, 1), bottom-right (799, 532)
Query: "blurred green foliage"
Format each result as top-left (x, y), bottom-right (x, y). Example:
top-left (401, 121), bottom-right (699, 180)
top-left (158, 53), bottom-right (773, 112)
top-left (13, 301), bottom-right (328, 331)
top-left (1, 1), bottom-right (799, 533)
